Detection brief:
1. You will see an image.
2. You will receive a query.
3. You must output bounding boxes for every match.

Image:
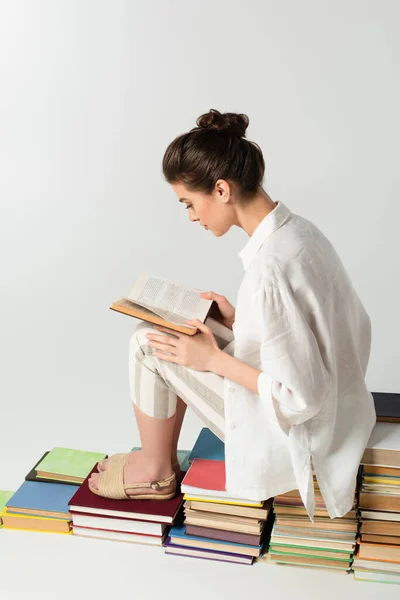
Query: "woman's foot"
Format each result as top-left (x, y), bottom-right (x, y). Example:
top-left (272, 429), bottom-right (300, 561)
top-left (88, 449), bottom-right (175, 495)
top-left (97, 453), bottom-right (182, 480)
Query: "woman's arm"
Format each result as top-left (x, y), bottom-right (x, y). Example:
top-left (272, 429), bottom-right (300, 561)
top-left (210, 263), bottom-right (331, 437)
top-left (210, 352), bottom-right (261, 393)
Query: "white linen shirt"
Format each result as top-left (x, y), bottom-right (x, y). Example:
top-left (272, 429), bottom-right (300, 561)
top-left (223, 200), bottom-right (376, 520)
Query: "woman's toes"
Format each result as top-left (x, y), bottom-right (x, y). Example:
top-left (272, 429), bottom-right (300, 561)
top-left (89, 473), bottom-right (100, 489)
top-left (90, 478), bottom-right (99, 490)
top-left (97, 459), bottom-right (108, 471)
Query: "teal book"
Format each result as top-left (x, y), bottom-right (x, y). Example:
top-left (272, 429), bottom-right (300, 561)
top-left (188, 428), bottom-right (224, 463)
top-left (6, 480), bottom-right (77, 519)
top-left (35, 447), bottom-right (107, 483)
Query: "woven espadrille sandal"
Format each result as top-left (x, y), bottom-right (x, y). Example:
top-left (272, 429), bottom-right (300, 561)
top-left (88, 454), bottom-right (177, 500)
top-left (97, 455), bottom-right (182, 480)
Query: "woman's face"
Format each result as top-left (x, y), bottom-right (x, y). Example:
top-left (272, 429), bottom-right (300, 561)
top-left (171, 180), bottom-right (234, 237)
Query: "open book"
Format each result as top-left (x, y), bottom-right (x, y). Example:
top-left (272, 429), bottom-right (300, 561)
top-left (110, 272), bottom-right (223, 335)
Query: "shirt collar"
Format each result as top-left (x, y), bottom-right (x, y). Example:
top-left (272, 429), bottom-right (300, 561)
top-left (238, 201), bottom-right (292, 270)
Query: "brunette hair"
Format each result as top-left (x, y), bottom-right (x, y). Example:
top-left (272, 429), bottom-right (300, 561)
top-left (162, 109), bottom-right (265, 201)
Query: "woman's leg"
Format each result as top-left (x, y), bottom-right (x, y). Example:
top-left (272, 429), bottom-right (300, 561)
top-left (90, 318), bottom-right (233, 491)
top-left (171, 396), bottom-right (187, 467)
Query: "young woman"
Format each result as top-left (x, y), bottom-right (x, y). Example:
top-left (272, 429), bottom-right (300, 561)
top-left (89, 109), bottom-right (376, 519)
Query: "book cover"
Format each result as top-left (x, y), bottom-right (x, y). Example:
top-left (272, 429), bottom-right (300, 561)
top-left (188, 428), bottom-right (225, 463)
top-left (372, 392), bottom-right (400, 423)
top-left (68, 466), bottom-right (183, 523)
top-left (6, 480), bottom-right (77, 518)
top-left (35, 447), bottom-right (107, 482)
top-left (181, 459), bottom-right (263, 505)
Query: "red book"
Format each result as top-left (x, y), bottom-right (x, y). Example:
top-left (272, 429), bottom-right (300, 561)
top-left (181, 459), bottom-right (226, 491)
top-left (68, 466), bottom-right (183, 524)
top-left (181, 459), bottom-right (263, 505)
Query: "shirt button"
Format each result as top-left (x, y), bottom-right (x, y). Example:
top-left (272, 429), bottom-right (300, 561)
top-left (228, 386), bottom-right (235, 392)
top-left (230, 423), bottom-right (236, 430)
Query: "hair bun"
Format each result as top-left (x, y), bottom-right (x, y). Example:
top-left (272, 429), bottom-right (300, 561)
top-left (196, 109), bottom-right (249, 138)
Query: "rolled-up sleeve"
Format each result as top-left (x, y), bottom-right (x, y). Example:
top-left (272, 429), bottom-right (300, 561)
top-left (257, 264), bottom-right (331, 436)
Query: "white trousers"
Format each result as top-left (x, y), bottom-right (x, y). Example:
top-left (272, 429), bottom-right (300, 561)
top-left (129, 317), bottom-right (235, 441)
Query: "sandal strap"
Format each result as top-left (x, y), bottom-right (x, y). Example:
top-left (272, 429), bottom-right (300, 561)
top-left (123, 472), bottom-right (176, 491)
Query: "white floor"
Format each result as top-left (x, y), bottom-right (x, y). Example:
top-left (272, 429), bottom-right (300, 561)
top-left (1, 409), bottom-right (399, 600)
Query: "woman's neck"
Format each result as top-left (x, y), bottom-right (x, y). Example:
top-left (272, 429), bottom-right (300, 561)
top-left (235, 188), bottom-right (278, 237)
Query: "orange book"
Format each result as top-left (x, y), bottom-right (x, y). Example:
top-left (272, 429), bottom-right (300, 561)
top-left (358, 537), bottom-right (400, 563)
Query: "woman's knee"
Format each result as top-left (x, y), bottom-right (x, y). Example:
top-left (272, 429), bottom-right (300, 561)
top-left (129, 322), bottom-right (169, 361)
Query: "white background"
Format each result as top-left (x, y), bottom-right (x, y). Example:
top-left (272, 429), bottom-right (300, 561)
top-left (0, 1), bottom-right (399, 598)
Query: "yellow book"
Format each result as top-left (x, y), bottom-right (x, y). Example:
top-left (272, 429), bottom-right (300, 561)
top-left (183, 495), bottom-right (263, 508)
top-left (363, 476), bottom-right (400, 485)
top-left (1, 508), bottom-right (72, 534)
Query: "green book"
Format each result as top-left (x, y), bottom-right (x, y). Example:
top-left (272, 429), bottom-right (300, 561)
top-left (35, 447), bottom-right (107, 483)
top-left (269, 546), bottom-right (351, 563)
top-left (0, 491), bottom-right (14, 525)
top-left (270, 542), bottom-right (353, 558)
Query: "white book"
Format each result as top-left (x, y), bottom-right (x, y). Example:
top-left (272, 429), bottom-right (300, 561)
top-left (165, 545), bottom-right (253, 564)
top-left (353, 556), bottom-right (400, 574)
top-left (360, 510), bottom-right (400, 522)
top-left (71, 512), bottom-right (166, 535)
top-left (72, 525), bottom-right (166, 545)
top-left (182, 490), bottom-right (263, 506)
top-left (361, 423), bottom-right (400, 468)
top-left (110, 272), bottom-right (218, 336)
top-left (354, 570), bottom-right (400, 584)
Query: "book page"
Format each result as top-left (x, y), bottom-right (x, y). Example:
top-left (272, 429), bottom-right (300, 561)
top-left (126, 272), bottom-right (212, 324)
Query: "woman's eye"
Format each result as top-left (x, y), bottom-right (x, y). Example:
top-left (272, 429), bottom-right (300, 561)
top-left (185, 204), bottom-right (193, 210)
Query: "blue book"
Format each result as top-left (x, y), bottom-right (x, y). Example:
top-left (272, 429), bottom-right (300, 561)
top-left (188, 428), bottom-right (225, 463)
top-left (168, 524), bottom-right (262, 556)
top-left (6, 480), bottom-right (77, 519)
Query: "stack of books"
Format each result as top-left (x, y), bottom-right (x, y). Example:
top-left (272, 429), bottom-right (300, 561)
top-left (261, 476), bottom-right (358, 573)
top-left (0, 447), bottom-right (107, 534)
top-left (68, 464), bottom-right (184, 546)
top-left (354, 422), bottom-right (400, 585)
top-left (67, 446), bottom-right (189, 546)
top-left (164, 429), bottom-right (273, 565)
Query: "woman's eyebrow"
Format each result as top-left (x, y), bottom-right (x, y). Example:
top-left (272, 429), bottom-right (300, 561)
top-left (179, 198), bottom-right (190, 203)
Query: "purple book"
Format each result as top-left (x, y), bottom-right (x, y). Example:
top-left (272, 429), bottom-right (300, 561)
top-left (164, 537), bottom-right (253, 565)
top-left (185, 524), bottom-right (261, 546)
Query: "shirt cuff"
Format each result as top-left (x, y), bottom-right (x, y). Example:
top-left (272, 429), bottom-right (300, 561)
top-left (257, 371), bottom-right (290, 435)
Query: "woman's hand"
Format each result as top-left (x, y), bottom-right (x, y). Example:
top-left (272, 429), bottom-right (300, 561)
top-left (200, 291), bottom-right (235, 330)
top-left (145, 319), bottom-right (221, 372)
